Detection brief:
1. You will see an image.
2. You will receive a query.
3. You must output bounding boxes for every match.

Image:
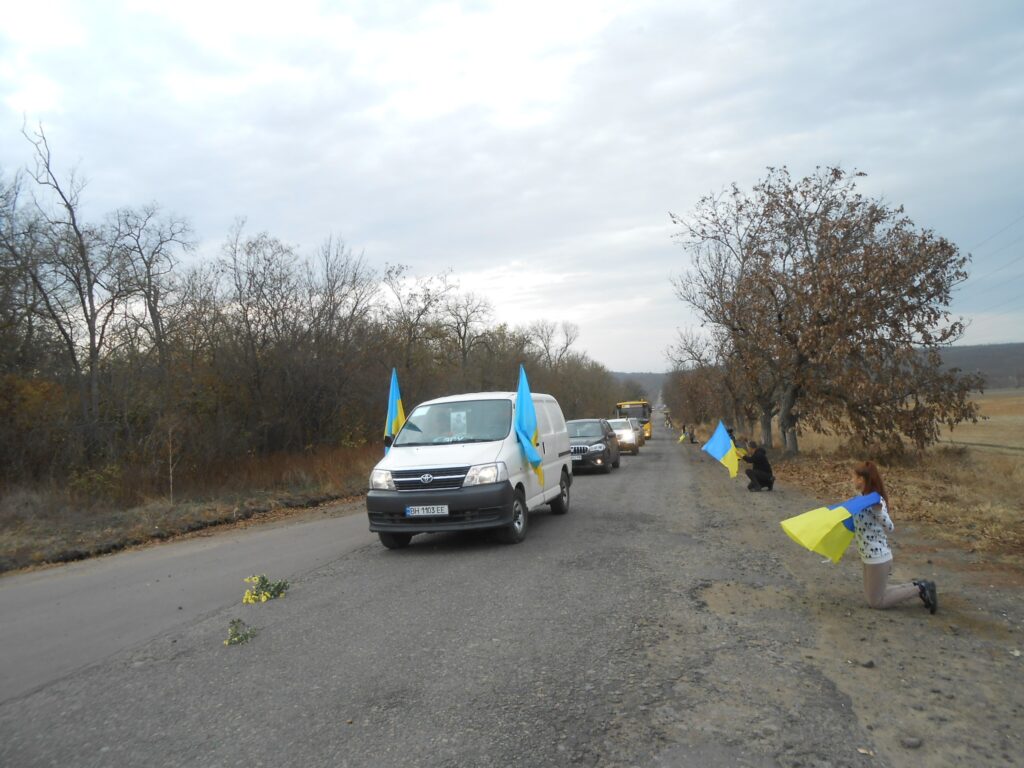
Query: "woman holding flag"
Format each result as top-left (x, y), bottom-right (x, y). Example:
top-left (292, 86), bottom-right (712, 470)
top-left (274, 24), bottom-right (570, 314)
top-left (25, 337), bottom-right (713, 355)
top-left (852, 462), bottom-right (937, 613)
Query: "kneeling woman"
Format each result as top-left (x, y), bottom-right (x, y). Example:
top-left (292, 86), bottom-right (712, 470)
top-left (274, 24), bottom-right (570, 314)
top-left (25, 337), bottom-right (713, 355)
top-left (852, 461), bottom-right (937, 613)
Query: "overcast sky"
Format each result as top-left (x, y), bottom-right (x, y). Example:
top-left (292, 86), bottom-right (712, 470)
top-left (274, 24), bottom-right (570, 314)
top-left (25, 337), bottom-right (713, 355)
top-left (1, 0), bottom-right (1022, 371)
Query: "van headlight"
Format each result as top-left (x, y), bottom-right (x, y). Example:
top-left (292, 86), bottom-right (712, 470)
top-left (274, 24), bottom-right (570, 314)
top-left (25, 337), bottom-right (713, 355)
top-left (463, 462), bottom-right (509, 486)
top-left (620, 432), bottom-right (634, 442)
top-left (587, 443), bottom-right (606, 453)
top-left (370, 469), bottom-right (396, 491)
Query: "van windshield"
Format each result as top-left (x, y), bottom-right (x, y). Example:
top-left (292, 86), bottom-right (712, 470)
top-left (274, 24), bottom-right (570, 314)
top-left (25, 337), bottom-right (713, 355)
top-left (394, 399), bottom-right (513, 446)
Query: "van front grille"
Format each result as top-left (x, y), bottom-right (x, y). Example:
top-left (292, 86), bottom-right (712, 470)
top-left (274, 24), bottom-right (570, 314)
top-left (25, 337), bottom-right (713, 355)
top-left (391, 466), bottom-right (470, 492)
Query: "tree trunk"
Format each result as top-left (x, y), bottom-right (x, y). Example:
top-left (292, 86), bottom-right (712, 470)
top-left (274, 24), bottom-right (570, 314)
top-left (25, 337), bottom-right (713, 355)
top-left (759, 408), bottom-right (774, 448)
top-left (784, 427), bottom-right (799, 453)
top-left (778, 384), bottom-right (799, 454)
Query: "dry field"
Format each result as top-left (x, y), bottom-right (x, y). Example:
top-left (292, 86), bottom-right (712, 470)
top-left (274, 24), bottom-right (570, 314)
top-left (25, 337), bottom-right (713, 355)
top-left (940, 388), bottom-right (1024, 452)
top-left (776, 389), bottom-right (1024, 556)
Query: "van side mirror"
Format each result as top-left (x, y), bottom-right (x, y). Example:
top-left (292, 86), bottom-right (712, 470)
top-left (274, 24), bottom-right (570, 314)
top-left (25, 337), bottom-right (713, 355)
top-left (384, 435), bottom-right (394, 448)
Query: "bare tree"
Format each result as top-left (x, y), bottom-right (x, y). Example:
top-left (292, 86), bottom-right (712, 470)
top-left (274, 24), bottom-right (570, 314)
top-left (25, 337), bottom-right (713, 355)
top-left (444, 292), bottom-right (492, 374)
top-left (116, 204), bottom-right (193, 376)
top-left (21, 124), bottom-right (133, 453)
top-left (382, 264), bottom-right (452, 376)
top-left (527, 320), bottom-right (579, 368)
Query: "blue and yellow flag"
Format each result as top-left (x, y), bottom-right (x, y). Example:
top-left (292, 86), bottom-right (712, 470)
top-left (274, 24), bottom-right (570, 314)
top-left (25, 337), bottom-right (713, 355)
top-left (780, 492), bottom-right (881, 563)
top-left (514, 365), bottom-right (544, 486)
top-left (701, 420), bottom-right (739, 478)
top-left (384, 368), bottom-right (406, 453)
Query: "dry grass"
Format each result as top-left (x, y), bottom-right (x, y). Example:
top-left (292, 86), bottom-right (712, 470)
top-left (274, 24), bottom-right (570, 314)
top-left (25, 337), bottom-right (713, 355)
top-left (775, 389), bottom-right (1024, 554)
top-left (940, 389), bottom-right (1024, 452)
top-left (685, 389), bottom-right (1024, 554)
top-left (779, 448), bottom-right (1024, 554)
top-left (0, 445), bottom-right (378, 573)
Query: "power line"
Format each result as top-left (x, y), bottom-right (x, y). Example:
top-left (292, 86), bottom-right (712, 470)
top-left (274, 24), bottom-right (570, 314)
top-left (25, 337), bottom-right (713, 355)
top-left (969, 290), bottom-right (1024, 318)
top-left (971, 250), bottom-right (1024, 282)
top-left (986, 297), bottom-right (1022, 314)
top-left (979, 231), bottom-right (1024, 258)
top-left (969, 210), bottom-right (1024, 251)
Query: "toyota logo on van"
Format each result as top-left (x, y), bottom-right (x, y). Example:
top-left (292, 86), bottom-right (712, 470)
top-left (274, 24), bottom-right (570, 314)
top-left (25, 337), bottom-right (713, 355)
top-left (419, 473), bottom-right (434, 484)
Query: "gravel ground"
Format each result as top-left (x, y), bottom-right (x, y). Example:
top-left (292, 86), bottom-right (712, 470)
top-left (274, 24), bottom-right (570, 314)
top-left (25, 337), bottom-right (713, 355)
top-left (1, 435), bottom-right (1020, 767)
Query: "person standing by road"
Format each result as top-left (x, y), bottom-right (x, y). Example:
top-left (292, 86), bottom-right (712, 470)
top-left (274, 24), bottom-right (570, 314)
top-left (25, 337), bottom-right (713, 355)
top-left (742, 440), bottom-right (774, 491)
top-left (852, 461), bottom-right (937, 613)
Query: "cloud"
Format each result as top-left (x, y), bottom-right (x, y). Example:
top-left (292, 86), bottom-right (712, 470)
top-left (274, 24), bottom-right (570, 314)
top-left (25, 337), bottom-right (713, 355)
top-left (0, 0), bottom-right (1021, 370)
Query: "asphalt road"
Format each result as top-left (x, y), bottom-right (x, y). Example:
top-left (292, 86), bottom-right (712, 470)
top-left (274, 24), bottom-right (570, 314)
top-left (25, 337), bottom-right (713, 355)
top-left (0, 508), bottom-right (373, 704)
top-left (1, 435), bottom-right (1020, 767)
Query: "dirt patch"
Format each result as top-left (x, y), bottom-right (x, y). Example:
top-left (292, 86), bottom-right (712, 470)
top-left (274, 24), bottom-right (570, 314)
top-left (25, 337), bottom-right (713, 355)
top-left (699, 581), bottom-right (795, 614)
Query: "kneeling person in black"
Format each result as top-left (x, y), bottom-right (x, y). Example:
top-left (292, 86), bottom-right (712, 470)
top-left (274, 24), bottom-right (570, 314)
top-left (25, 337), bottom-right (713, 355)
top-left (742, 441), bottom-right (774, 491)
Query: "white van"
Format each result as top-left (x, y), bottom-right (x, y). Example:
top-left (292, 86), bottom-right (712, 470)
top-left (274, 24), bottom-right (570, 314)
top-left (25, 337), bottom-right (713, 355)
top-left (366, 391), bottom-right (572, 549)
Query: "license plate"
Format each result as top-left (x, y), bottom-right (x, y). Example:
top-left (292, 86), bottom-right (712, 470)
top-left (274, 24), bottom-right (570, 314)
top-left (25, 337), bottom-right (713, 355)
top-left (571, 454), bottom-right (582, 462)
top-left (405, 505), bottom-right (449, 517)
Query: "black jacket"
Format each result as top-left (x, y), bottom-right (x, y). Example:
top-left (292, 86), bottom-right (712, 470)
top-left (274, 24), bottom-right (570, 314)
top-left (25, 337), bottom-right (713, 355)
top-left (742, 447), bottom-right (773, 476)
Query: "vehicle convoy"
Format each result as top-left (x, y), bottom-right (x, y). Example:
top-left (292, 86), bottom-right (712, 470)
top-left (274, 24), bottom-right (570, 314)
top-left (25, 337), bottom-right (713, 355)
top-left (615, 400), bottom-right (652, 439)
top-left (628, 417), bottom-right (646, 447)
top-left (566, 418), bottom-right (621, 473)
top-left (366, 392), bottom-right (572, 549)
top-left (608, 418), bottom-right (640, 455)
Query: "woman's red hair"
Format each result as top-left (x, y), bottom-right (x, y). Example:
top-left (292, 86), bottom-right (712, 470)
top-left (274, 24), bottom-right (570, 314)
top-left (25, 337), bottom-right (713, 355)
top-left (853, 461), bottom-right (888, 505)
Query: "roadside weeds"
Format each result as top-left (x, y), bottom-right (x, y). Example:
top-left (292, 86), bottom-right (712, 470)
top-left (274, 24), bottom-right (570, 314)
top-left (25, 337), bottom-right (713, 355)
top-left (0, 489), bottom-right (365, 575)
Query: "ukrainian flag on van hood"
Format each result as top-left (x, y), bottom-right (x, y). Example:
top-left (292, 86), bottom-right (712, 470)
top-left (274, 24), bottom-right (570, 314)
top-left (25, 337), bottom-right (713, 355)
top-left (384, 368), bottom-right (405, 454)
top-left (514, 365), bottom-right (544, 486)
top-left (701, 420), bottom-right (739, 478)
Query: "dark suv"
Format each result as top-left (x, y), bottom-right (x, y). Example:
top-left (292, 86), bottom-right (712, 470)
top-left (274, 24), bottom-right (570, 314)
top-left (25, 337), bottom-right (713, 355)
top-left (567, 419), bottom-right (620, 473)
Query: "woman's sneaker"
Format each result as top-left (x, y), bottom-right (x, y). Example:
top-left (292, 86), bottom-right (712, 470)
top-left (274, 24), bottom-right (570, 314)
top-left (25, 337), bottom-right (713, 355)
top-left (914, 580), bottom-right (938, 614)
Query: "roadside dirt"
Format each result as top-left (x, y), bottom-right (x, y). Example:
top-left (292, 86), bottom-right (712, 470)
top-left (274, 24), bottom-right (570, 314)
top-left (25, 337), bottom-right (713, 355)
top-left (669, 445), bottom-right (1023, 767)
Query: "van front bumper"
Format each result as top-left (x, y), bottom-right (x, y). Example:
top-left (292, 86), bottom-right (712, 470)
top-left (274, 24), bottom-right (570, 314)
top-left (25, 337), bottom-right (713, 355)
top-left (366, 482), bottom-right (515, 533)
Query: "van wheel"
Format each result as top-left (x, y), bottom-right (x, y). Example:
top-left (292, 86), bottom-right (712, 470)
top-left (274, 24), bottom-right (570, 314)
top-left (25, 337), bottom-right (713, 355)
top-left (378, 532), bottom-right (412, 549)
top-left (550, 471), bottom-right (570, 515)
top-left (498, 490), bottom-right (528, 544)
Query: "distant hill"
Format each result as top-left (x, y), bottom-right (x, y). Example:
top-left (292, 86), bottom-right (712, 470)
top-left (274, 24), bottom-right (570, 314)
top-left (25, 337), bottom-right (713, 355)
top-left (941, 343), bottom-right (1024, 389)
top-left (610, 344), bottom-right (1024, 399)
top-left (610, 371), bottom-right (668, 402)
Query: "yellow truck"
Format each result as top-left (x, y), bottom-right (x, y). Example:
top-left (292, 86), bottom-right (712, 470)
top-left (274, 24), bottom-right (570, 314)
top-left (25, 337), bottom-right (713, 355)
top-left (615, 400), bottom-right (652, 439)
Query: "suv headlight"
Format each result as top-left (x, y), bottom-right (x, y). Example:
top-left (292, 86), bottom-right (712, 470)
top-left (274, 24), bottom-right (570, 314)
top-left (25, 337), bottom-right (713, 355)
top-left (370, 469), bottom-right (395, 491)
top-left (463, 462), bottom-right (509, 486)
top-left (587, 443), bottom-right (606, 453)
top-left (620, 432), bottom-right (634, 442)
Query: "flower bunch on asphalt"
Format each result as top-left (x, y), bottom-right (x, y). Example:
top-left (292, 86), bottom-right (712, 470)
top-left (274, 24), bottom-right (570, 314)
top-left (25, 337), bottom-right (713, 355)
top-left (242, 574), bottom-right (288, 604)
top-left (224, 618), bottom-right (256, 646)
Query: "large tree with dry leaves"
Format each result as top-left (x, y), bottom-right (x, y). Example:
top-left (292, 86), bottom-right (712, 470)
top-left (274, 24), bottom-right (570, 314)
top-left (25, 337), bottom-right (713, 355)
top-left (671, 166), bottom-right (981, 453)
